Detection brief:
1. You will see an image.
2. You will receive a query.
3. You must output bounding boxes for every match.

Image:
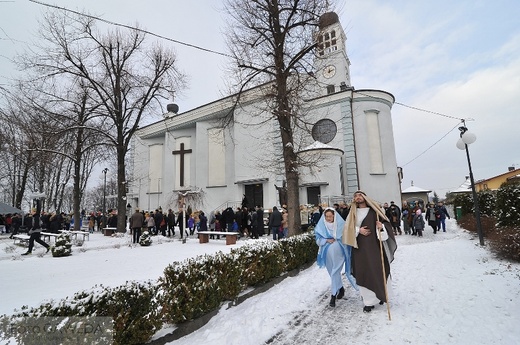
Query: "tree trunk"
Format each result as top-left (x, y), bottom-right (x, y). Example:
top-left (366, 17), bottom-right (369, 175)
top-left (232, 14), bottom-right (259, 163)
top-left (117, 146), bottom-right (128, 233)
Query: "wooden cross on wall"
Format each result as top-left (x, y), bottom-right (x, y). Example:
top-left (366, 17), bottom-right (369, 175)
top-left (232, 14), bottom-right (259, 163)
top-left (172, 143), bottom-right (192, 187)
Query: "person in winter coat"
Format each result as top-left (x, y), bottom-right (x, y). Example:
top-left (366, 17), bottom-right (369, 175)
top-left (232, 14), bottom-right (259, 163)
top-left (22, 208), bottom-right (51, 255)
top-left (268, 206), bottom-right (282, 240)
top-left (146, 212), bottom-right (155, 235)
top-left (130, 208), bottom-right (145, 244)
top-left (425, 203), bottom-right (438, 234)
top-left (413, 209), bottom-right (426, 237)
top-left (401, 203), bottom-right (411, 235)
top-left (198, 211), bottom-right (208, 235)
top-left (281, 208), bottom-right (289, 238)
top-left (188, 214), bottom-right (195, 235)
top-left (435, 202), bottom-right (450, 232)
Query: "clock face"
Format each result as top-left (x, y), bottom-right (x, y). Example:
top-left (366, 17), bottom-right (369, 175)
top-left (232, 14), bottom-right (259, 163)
top-left (312, 119), bottom-right (337, 144)
top-left (322, 65), bottom-right (336, 79)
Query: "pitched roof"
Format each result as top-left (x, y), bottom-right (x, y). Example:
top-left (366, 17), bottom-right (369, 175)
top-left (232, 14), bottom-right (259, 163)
top-left (451, 178), bottom-right (471, 193)
top-left (401, 185), bottom-right (432, 194)
top-left (476, 168), bottom-right (520, 184)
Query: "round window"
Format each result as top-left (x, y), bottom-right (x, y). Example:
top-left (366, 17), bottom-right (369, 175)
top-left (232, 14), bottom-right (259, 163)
top-left (311, 119), bottom-right (337, 144)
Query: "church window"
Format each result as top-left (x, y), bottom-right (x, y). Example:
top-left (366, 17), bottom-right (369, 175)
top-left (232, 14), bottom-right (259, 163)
top-left (208, 129), bottom-right (225, 186)
top-left (312, 118), bottom-right (337, 144)
top-left (149, 144), bottom-right (163, 193)
top-left (326, 85), bottom-right (335, 94)
top-left (365, 110), bottom-right (384, 174)
top-left (318, 30), bottom-right (338, 56)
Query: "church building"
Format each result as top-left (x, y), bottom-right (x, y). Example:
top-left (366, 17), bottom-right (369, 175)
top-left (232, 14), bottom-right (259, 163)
top-left (129, 12), bottom-right (401, 213)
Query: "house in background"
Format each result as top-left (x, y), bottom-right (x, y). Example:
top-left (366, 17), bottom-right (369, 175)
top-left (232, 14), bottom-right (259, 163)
top-left (475, 167), bottom-right (520, 191)
top-left (401, 182), bottom-right (431, 210)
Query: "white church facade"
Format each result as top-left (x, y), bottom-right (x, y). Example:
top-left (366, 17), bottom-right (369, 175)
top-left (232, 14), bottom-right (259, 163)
top-left (129, 12), bottom-right (402, 213)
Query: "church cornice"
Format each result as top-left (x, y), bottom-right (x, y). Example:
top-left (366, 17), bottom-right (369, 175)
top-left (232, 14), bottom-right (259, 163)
top-left (137, 83), bottom-right (272, 139)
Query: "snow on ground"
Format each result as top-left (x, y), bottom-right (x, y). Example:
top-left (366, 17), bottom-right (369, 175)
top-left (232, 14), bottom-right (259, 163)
top-left (1, 220), bottom-right (519, 345)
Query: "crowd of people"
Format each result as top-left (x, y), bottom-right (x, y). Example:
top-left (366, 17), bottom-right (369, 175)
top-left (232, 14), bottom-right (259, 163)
top-left (394, 201), bottom-right (450, 236)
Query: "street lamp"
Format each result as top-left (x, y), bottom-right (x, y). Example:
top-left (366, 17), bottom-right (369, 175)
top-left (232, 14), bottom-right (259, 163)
top-left (102, 168), bottom-right (108, 228)
top-left (457, 121), bottom-right (484, 246)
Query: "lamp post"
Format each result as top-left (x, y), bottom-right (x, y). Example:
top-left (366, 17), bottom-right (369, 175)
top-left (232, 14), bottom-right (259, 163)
top-left (457, 122), bottom-right (484, 246)
top-left (102, 168), bottom-right (108, 229)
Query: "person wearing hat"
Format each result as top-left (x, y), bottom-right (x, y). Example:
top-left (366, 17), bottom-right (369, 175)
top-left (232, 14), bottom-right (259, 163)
top-left (343, 191), bottom-right (397, 312)
top-left (130, 208), bottom-right (144, 244)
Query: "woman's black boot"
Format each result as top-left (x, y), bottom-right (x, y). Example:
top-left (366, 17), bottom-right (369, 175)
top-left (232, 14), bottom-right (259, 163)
top-left (329, 295), bottom-right (336, 307)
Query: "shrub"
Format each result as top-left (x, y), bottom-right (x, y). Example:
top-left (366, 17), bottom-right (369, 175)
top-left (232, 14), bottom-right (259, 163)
top-left (8, 281), bottom-right (161, 345)
top-left (159, 252), bottom-right (242, 323)
top-left (457, 214), bottom-right (496, 237)
top-left (4, 231), bottom-right (318, 344)
top-left (487, 226), bottom-right (520, 262)
top-left (51, 233), bottom-right (72, 257)
top-left (495, 182), bottom-right (520, 227)
top-left (139, 231), bottom-right (153, 246)
top-left (477, 189), bottom-right (496, 217)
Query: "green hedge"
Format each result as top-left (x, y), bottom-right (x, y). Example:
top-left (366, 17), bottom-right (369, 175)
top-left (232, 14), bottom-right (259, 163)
top-left (2, 232), bottom-right (318, 345)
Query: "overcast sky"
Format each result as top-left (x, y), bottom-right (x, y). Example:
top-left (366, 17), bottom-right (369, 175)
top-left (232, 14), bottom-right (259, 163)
top-left (1, 0), bottom-right (519, 198)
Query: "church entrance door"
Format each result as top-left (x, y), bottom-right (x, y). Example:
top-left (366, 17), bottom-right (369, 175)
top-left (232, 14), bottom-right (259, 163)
top-left (245, 184), bottom-right (263, 209)
top-left (307, 186), bottom-right (321, 206)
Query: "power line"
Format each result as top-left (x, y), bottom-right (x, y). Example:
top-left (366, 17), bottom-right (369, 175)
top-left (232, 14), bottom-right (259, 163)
top-left (28, 0), bottom-right (471, 169)
top-left (28, 0), bottom-right (234, 59)
top-left (394, 101), bottom-right (467, 121)
top-left (400, 122), bottom-right (462, 168)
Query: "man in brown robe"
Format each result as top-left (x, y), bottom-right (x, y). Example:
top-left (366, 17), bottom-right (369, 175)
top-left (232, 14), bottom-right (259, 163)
top-left (343, 191), bottom-right (397, 312)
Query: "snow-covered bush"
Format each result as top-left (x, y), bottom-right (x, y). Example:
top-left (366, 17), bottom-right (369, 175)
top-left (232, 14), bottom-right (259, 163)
top-left (495, 182), bottom-right (520, 227)
top-left (51, 233), bottom-right (72, 257)
top-left (5, 231), bottom-right (318, 344)
top-left (139, 231), bottom-right (152, 246)
top-left (159, 232), bottom-right (317, 324)
top-left (6, 281), bottom-right (161, 345)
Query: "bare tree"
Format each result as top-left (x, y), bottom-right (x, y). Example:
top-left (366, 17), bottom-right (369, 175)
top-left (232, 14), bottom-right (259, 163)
top-left (15, 10), bottom-right (185, 232)
top-left (223, 0), bottom-right (333, 236)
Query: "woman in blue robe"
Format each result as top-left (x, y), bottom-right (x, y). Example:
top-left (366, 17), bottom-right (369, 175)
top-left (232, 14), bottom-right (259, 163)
top-left (315, 207), bottom-right (357, 307)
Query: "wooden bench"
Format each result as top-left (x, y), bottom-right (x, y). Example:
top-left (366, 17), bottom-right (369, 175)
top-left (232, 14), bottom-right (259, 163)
top-left (59, 230), bottom-right (90, 242)
top-left (197, 231), bottom-right (240, 245)
top-left (41, 232), bottom-right (61, 243)
top-left (103, 227), bottom-right (117, 236)
top-left (12, 234), bottom-right (30, 246)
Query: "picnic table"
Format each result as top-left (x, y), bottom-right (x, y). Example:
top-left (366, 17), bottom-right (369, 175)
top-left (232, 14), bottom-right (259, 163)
top-left (197, 231), bottom-right (240, 245)
top-left (41, 232), bottom-right (61, 243)
top-left (12, 234), bottom-right (30, 246)
top-left (58, 230), bottom-right (90, 241)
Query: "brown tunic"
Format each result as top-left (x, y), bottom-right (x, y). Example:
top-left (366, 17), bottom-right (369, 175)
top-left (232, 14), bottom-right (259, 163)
top-left (351, 208), bottom-right (397, 302)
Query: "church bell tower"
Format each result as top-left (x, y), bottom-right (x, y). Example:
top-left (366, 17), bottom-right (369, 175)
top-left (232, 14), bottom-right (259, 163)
top-left (315, 12), bottom-right (351, 94)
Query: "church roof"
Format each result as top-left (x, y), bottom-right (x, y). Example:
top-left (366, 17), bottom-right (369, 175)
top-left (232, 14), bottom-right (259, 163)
top-left (401, 185), bottom-right (432, 194)
top-left (319, 12), bottom-right (339, 29)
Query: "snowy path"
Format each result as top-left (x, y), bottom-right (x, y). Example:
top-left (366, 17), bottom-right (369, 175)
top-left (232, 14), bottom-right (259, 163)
top-left (163, 221), bottom-right (519, 345)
